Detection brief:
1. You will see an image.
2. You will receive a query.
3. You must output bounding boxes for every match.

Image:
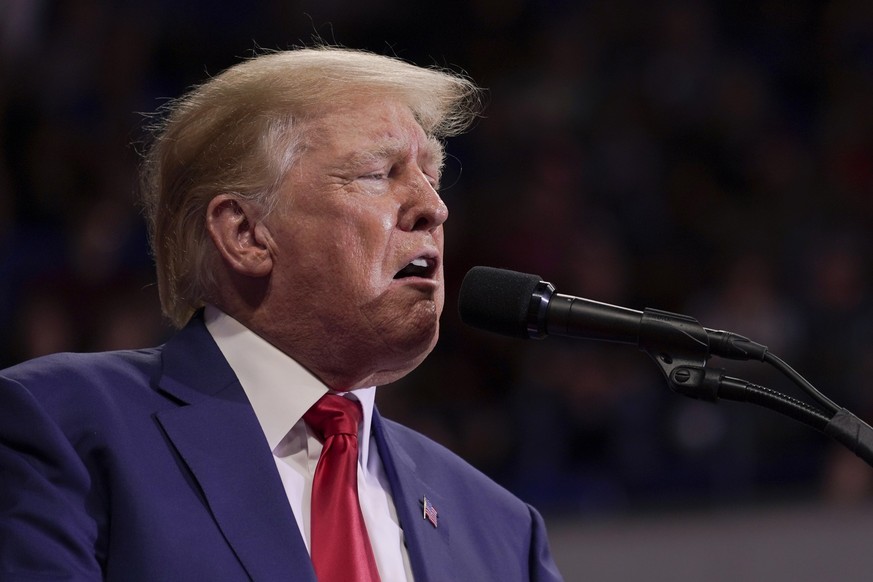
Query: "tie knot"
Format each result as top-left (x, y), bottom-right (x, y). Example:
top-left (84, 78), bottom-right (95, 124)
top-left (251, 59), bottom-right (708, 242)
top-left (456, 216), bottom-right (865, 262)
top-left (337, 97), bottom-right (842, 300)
top-left (304, 394), bottom-right (362, 440)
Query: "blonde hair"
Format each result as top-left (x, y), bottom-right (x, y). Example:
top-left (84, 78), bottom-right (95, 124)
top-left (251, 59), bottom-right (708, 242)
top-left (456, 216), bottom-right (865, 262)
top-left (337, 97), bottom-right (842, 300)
top-left (140, 47), bottom-right (482, 328)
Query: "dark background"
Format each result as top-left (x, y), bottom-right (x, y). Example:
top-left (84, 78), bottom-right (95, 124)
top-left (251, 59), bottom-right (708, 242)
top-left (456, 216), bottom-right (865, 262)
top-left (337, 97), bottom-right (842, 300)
top-left (2, 0), bottom-right (873, 521)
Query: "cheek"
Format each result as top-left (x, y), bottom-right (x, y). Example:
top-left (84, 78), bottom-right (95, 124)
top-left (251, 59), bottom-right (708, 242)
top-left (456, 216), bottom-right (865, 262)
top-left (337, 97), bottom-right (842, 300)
top-left (355, 214), bottom-right (397, 278)
top-left (331, 227), bottom-right (390, 294)
top-left (286, 198), bottom-right (398, 296)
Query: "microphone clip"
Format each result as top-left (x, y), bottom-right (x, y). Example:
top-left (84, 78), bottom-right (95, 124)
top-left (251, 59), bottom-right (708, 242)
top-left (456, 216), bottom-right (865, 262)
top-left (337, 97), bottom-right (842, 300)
top-left (639, 308), bottom-right (722, 402)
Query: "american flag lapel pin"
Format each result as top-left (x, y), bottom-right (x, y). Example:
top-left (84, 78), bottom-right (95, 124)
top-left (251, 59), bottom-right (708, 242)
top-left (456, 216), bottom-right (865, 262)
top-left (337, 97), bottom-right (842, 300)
top-left (420, 496), bottom-right (438, 528)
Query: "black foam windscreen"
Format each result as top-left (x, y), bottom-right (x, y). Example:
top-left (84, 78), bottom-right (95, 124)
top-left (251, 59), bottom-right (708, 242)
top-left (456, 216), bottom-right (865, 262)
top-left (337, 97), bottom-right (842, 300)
top-left (458, 266), bottom-right (543, 339)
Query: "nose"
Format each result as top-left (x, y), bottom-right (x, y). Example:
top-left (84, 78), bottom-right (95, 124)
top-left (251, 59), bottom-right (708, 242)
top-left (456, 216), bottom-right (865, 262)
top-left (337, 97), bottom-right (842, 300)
top-left (399, 173), bottom-right (449, 232)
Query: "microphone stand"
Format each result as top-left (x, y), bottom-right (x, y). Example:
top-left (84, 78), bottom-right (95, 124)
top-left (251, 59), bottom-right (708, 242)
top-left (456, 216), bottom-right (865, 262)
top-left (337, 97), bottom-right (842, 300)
top-left (638, 308), bottom-right (873, 468)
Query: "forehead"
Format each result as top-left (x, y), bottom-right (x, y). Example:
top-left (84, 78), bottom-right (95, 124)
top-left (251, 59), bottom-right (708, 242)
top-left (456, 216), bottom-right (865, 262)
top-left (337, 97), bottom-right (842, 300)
top-left (302, 98), bottom-right (444, 166)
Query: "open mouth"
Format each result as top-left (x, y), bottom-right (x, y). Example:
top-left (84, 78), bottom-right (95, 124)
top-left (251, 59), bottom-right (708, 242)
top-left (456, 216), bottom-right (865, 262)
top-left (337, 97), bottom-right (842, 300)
top-left (394, 257), bottom-right (436, 280)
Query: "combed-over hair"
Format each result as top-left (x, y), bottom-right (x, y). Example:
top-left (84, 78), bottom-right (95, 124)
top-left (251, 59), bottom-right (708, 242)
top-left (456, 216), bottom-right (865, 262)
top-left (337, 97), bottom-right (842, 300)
top-left (140, 46), bottom-right (482, 328)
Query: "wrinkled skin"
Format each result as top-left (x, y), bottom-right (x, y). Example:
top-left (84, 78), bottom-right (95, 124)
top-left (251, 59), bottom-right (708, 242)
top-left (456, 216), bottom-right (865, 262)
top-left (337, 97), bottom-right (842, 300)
top-left (208, 97), bottom-right (449, 390)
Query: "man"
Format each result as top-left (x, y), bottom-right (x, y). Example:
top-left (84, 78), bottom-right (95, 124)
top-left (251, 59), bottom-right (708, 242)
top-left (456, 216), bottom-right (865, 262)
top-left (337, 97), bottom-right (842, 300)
top-left (0, 47), bottom-right (562, 581)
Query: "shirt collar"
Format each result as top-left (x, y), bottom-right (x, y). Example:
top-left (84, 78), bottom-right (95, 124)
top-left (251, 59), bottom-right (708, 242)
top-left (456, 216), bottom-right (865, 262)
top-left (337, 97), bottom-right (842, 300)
top-left (204, 306), bottom-right (377, 463)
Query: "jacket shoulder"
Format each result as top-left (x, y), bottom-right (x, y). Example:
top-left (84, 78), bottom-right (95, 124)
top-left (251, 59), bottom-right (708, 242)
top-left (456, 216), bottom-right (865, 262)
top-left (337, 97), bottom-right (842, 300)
top-left (2, 348), bottom-right (162, 392)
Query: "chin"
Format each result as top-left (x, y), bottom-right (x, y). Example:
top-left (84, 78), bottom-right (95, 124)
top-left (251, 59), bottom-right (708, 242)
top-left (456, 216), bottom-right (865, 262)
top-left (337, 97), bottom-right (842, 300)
top-left (356, 294), bottom-right (442, 384)
top-left (393, 323), bottom-right (439, 363)
top-left (370, 324), bottom-right (439, 386)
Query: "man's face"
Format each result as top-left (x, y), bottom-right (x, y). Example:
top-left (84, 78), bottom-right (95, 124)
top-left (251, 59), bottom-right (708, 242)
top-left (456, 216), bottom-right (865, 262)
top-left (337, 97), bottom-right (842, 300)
top-left (259, 97), bottom-right (448, 389)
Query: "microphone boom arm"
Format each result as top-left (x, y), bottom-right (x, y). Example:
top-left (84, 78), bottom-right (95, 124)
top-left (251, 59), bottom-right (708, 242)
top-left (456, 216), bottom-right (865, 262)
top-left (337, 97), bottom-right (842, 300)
top-left (457, 266), bottom-right (873, 468)
top-left (636, 307), bottom-right (873, 468)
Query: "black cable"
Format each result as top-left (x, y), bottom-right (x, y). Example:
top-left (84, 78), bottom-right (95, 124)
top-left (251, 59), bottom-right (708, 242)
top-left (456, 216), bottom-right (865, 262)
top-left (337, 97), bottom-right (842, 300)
top-left (761, 351), bottom-right (840, 415)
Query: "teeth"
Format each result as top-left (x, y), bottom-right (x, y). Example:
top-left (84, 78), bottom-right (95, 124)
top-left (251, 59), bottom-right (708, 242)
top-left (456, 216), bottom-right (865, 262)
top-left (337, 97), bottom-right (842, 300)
top-left (394, 257), bottom-right (433, 279)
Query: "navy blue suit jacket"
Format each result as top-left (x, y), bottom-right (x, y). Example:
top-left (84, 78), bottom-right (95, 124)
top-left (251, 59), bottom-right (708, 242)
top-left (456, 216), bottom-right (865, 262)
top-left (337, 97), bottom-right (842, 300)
top-left (0, 316), bottom-right (562, 581)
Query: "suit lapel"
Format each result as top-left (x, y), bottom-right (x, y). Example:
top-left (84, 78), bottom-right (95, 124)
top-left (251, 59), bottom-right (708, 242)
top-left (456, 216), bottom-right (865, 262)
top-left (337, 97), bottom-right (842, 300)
top-left (154, 317), bottom-right (315, 582)
top-left (372, 411), bottom-right (457, 582)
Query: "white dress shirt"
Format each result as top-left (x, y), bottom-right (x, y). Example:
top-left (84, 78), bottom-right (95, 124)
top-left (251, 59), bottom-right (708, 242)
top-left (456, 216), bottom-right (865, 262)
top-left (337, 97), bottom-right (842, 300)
top-left (204, 306), bottom-right (414, 581)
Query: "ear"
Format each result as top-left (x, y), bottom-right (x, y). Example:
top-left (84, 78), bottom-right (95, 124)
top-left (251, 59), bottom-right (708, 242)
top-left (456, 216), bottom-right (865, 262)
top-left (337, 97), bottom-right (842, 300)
top-left (206, 194), bottom-right (274, 277)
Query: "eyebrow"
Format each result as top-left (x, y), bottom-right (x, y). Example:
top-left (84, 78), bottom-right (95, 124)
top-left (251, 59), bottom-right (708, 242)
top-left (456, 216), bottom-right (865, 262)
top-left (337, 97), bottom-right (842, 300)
top-left (339, 136), bottom-right (445, 174)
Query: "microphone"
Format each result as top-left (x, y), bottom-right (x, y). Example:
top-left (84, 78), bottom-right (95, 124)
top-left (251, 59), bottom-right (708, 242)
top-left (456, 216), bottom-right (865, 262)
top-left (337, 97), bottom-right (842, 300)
top-left (458, 266), bottom-right (768, 362)
top-left (459, 267), bottom-right (873, 468)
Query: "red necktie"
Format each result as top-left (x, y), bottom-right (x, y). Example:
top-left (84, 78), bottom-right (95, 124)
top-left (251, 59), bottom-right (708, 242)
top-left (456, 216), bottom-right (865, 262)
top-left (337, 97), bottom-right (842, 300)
top-left (304, 394), bottom-right (381, 582)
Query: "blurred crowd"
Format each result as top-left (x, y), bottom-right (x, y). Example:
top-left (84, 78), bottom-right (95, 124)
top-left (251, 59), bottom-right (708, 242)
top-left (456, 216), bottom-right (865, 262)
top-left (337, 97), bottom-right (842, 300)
top-left (2, 0), bottom-right (872, 517)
